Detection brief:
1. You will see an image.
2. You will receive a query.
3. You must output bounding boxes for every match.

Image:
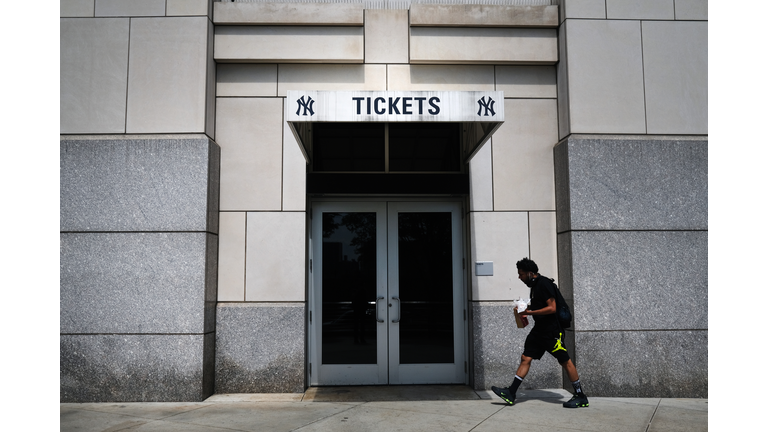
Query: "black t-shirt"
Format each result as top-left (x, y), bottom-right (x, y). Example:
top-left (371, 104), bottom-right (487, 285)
top-left (529, 275), bottom-right (559, 334)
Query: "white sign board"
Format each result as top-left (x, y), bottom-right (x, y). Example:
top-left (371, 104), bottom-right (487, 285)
top-left (286, 91), bottom-right (504, 123)
top-left (476, 261), bottom-right (494, 276)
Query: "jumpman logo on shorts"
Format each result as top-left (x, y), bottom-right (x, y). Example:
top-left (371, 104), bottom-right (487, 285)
top-left (552, 332), bottom-right (567, 353)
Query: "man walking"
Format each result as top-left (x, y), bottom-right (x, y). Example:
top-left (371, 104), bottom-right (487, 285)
top-left (491, 257), bottom-right (589, 408)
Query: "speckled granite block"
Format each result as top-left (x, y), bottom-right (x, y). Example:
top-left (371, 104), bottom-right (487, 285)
top-left (60, 135), bottom-right (220, 233)
top-left (471, 302), bottom-right (564, 391)
top-left (205, 232), bottom-right (219, 333)
top-left (215, 303), bottom-right (305, 393)
top-left (553, 134), bottom-right (707, 398)
top-left (554, 135), bottom-right (707, 232)
top-left (60, 232), bottom-right (217, 334)
top-left (560, 230), bottom-right (707, 332)
top-left (574, 330), bottom-right (707, 398)
top-left (555, 230), bottom-right (573, 305)
top-left (61, 333), bottom-right (215, 402)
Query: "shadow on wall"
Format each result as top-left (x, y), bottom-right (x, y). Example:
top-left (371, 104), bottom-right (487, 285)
top-left (215, 353), bottom-right (305, 394)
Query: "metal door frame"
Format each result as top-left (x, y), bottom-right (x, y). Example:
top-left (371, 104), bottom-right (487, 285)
top-left (308, 198), bottom-right (468, 386)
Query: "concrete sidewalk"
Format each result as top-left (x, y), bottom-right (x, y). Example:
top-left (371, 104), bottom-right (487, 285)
top-left (60, 386), bottom-right (708, 431)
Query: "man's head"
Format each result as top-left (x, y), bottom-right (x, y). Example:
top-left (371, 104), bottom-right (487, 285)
top-left (516, 257), bottom-right (539, 287)
top-left (516, 257), bottom-right (538, 273)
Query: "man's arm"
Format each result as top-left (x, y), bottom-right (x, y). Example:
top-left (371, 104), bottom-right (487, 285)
top-left (519, 298), bottom-right (555, 316)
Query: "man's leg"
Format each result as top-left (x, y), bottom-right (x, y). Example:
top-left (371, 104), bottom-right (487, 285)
top-left (508, 354), bottom-right (533, 395)
top-left (491, 355), bottom-right (533, 405)
top-left (561, 359), bottom-right (578, 382)
top-left (516, 354), bottom-right (533, 379)
top-left (492, 333), bottom-right (545, 406)
top-left (550, 331), bottom-right (588, 408)
top-left (559, 359), bottom-right (589, 408)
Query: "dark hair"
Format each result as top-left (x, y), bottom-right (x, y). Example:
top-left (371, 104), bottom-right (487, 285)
top-left (516, 257), bottom-right (538, 273)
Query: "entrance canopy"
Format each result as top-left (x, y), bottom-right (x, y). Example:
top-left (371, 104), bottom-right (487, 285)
top-left (286, 90), bottom-right (504, 165)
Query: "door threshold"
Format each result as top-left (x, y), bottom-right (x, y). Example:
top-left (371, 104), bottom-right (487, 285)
top-left (303, 385), bottom-right (481, 402)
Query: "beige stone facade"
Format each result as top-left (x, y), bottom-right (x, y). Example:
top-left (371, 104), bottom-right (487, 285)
top-left (60, 0), bottom-right (708, 401)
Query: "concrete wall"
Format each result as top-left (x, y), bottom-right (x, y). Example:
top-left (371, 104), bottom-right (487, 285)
top-left (61, 12), bottom-right (215, 135)
top-left (555, 0), bottom-right (707, 397)
top-left (60, 2), bottom-right (218, 402)
top-left (556, 0), bottom-right (707, 137)
top-left (213, 88), bottom-right (307, 394)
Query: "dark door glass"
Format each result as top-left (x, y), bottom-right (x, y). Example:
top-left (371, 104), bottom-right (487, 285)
top-left (322, 212), bottom-right (378, 364)
top-left (397, 212), bottom-right (454, 364)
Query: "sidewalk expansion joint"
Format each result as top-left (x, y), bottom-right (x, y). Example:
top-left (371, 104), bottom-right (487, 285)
top-left (467, 404), bottom-right (506, 432)
top-left (290, 402), bottom-right (362, 432)
top-left (645, 399), bottom-right (662, 432)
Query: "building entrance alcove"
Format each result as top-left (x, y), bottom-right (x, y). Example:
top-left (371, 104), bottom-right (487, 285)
top-left (290, 90), bottom-right (504, 386)
top-left (305, 121), bottom-right (470, 385)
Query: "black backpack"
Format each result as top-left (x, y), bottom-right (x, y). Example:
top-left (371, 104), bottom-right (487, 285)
top-left (540, 277), bottom-right (572, 330)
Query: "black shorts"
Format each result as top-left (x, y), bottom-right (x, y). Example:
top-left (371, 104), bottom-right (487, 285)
top-left (523, 330), bottom-right (571, 364)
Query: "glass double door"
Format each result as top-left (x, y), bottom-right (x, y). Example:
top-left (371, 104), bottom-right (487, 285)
top-left (309, 201), bottom-right (466, 385)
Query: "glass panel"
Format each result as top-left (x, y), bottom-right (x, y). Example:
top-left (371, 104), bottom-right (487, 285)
top-left (389, 123), bottom-right (460, 172)
top-left (322, 212), bottom-right (378, 364)
top-left (313, 123), bottom-right (385, 172)
top-left (397, 212), bottom-right (454, 364)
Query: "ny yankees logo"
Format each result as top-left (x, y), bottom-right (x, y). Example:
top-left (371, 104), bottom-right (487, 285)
top-left (477, 96), bottom-right (496, 116)
top-left (296, 95), bottom-right (315, 116)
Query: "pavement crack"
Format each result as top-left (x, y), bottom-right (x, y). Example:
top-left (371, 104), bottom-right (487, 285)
top-left (98, 419), bottom-right (149, 432)
top-left (467, 404), bottom-right (506, 432)
top-left (290, 402), bottom-right (365, 431)
top-left (645, 399), bottom-right (662, 432)
top-left (153, 403), bottom-right (215, 420)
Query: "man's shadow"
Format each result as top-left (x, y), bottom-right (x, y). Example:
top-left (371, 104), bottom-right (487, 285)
top-left (490, 389), bottom-right (570, 406)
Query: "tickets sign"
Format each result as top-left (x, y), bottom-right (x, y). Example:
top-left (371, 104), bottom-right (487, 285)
top-left (286, 91), bottom-right (504, 122)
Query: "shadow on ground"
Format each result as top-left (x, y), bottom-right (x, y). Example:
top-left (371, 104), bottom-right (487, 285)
top-left (500, 389), bottom-right (571, 406)
top-left (303, 385), bottom-right (482, 402)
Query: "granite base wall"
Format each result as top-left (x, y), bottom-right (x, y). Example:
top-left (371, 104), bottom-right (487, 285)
top-left (61, 333), bottom-right (215, 402)
top-left (60, 232), bottom-right (218, 335)
top-left (60, 135), bottom-right (219, 402)
top-left (561, 230), bottom-right (708, 332)
top-left (60, 135), bottom-right (220, 233)
top-left (553, 135), bottom-right (707, 232)
top-left (575, 330), bottom-right (707, 398)
top-left (215, 303), bottom-right (306, 393)
top-left (558, 230), bottom-right (708, 398)
top-left (554, 134), bottom-right (708, 398)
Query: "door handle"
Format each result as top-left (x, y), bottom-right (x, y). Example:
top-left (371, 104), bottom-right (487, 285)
top-left (375, 296), bottom-right (385, 323)
top-left (391, 296), bottom-right (401, 323)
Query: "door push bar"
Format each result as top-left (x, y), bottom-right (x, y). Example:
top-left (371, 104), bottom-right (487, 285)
top-left (390, 296), bottom-right (401, 323)
top-left (375, 296), bottom-right (385, 323)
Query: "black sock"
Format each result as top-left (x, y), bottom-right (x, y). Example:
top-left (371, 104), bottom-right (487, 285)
top-left (572, 379), bottom-right (584, 395)
top-left (509, 375), bottom-right (523, 394)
